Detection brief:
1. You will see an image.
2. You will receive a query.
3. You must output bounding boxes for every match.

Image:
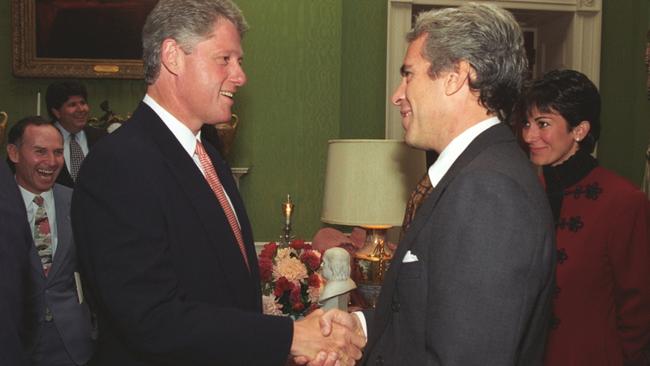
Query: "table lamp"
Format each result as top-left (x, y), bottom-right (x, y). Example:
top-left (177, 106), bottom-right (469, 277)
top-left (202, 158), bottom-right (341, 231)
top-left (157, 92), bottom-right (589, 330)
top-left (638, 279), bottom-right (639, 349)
top-left (320, 139), bottom-right (425, 305)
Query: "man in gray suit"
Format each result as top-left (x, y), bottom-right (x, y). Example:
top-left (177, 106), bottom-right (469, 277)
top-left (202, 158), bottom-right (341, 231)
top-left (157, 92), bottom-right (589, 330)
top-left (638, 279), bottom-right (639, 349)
top-left (7, 116), bottom-right (94, 366)
top-left (319, 3), bottom-right (556, 366)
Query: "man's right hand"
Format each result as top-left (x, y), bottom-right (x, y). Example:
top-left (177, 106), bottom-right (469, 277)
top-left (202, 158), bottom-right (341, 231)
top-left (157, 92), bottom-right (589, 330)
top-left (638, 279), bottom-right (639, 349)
top-left (290, 309), bottom-right (366, 366)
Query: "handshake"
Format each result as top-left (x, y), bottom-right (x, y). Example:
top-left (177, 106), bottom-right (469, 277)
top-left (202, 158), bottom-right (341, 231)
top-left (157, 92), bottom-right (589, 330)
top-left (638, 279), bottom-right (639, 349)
top-left (291, 309), bottom-right (366, 366)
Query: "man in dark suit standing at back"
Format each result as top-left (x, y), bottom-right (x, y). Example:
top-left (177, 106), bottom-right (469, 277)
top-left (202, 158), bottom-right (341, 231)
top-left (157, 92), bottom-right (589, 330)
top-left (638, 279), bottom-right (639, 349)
top-left (320, 3), bottom-right (556, 366)
top-left (71, 1), bottom-right (364, 365)
top-left (46, 81), bottom-right (106, 188)
top-left (7, 116), bottom-right (95, 366)
top-left (0, 148), bottom-right (31, 366)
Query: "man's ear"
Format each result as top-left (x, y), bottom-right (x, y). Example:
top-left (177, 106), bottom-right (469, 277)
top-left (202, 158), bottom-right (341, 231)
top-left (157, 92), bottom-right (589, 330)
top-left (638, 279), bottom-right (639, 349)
top-left (51, 108), bottom-right (60, 120)
top-left (160, 38), bottom-right (183, 76)
top-left (572, 120), bottom-right (591, 142)
top-left (444, 60), bottom-right (472, 96)
top-left (6, 144), bottom-right (19, 164)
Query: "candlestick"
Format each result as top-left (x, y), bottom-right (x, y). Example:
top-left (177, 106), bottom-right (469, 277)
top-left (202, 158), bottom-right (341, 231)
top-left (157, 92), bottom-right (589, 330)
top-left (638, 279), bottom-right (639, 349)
top-left (280, 194), bottom-right (295, 245)
top-left (36, 91), bottom-right (41, 116)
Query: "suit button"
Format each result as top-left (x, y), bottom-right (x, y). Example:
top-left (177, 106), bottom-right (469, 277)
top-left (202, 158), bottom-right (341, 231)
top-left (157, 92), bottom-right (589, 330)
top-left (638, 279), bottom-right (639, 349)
top-left (391, 301), bottom-right (400, 312)
top-left (376, 356), bottom-right (384, 365)
top-left (44, 307), bottom-right (53, 322)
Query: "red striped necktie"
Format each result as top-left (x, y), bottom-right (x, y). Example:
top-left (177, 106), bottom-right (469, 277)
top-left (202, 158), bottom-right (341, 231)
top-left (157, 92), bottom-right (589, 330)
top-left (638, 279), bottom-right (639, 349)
top-left (195, 140), bottom-right (250, 272)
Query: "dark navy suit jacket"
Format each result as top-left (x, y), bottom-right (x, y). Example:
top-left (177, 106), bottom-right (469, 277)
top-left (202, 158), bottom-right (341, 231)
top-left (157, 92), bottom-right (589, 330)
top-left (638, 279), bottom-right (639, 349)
top-left (0, 162), bottom-right (31, 366)
top-left (72, 103), bottom-right (293, 366)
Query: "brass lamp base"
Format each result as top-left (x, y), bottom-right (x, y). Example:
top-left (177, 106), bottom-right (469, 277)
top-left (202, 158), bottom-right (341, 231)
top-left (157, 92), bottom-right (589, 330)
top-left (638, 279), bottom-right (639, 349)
top-left (354, 227), bottom-right (392, 307)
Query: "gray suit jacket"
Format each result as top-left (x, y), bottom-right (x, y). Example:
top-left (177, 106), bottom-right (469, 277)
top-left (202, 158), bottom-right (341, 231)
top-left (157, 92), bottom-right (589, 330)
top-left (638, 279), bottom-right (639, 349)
top-left (363, 124), bottom-right (556, 366)
top-left (27, 184), bottom-right (94, 365)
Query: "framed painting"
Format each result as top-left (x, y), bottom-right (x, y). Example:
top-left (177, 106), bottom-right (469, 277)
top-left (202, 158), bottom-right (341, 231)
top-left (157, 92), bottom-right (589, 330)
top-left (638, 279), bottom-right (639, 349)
top-left (12, 0), bottom-right (158, 79)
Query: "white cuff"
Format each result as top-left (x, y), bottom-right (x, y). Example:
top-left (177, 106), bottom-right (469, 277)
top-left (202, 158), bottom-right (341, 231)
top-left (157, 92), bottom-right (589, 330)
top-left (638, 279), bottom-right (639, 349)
top-left (353, 311), bottom-right (368, 337)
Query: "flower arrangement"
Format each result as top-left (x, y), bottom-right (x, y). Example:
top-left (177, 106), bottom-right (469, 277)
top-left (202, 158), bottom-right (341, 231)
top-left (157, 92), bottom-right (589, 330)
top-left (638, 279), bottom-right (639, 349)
top-left (258, 239), bottom-right (323, 319)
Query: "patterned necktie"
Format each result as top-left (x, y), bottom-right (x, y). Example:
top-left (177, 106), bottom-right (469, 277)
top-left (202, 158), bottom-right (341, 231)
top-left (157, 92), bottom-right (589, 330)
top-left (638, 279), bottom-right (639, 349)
top-left (33, 195), bottom-right (53, 276)
top-left (195, 140), bottom-right (250, 272)
top-left (400, 172), bottom-right (434, 240)
top-left (69, 133), bottom-right (85, 181)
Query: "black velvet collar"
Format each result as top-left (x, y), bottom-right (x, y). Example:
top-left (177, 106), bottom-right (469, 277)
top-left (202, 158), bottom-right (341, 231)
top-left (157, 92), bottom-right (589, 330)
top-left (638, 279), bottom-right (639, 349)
top-left (542, 149), bottom-right (598, 222)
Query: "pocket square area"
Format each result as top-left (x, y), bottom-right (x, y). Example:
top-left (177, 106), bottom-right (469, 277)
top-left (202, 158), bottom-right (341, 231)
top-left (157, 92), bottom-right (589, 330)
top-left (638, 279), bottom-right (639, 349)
top-left (402, 250), bottom-right (419, 263)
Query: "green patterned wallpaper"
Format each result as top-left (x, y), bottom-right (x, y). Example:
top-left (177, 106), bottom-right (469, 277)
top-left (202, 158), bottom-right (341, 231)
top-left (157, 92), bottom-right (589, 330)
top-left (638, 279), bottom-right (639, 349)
top-left (599, 0), bottom-right (650, 185)
top-left (0, 0), bottom-right (387, 241)
top-left (1, 0), bottom-right (646, 241)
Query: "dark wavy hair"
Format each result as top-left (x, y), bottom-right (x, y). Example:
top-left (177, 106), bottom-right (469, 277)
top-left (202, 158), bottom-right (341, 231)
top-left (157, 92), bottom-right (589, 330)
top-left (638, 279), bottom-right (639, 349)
top-left (45, 81), bottom-right (88, 121)
top-left (513, 69), bottom-right (601, 153)
top-left (407, 3), bottom-right (528, 122)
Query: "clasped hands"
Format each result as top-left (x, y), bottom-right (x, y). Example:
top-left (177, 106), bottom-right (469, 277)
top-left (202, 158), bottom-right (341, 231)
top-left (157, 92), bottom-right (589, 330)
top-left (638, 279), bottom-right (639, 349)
top-left (291, 309), bottom-right (366, 366)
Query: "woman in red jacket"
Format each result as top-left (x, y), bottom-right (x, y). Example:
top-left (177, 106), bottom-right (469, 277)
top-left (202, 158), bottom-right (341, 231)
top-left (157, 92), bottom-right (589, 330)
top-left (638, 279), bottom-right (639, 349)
top-left (517, 69), bottom-right (650, 365)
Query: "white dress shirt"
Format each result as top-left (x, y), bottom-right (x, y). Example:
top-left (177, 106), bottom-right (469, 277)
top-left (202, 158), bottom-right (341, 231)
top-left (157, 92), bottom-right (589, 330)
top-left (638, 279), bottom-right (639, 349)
top-left (19, 186), bottom-right (59, 257)
top-left (54, 122), bottom-right (90, 171)
top-left (142, 95), bottom-right (240, 224)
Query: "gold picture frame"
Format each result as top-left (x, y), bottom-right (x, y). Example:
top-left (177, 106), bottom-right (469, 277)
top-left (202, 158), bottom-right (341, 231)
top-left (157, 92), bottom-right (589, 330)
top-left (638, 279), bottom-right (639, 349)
top-left (11, 0), bottom-right (158, 79)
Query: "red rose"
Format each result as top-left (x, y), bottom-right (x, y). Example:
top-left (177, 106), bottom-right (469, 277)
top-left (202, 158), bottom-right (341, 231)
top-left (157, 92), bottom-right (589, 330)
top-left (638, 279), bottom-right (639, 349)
top-left (292, 302), bottom-right (305, 312)
top-left (258, 257), bottom-right (273, 282)
top-left (290, 239), bottom-right (306, 250)
top-left (300, 250), bottom-right (321, 271)
top-left (290, 286), bottom-right (303, 305)
top-left (274, 276), bottom-right (293, 297)
top-left (307, 273), bottom-right (320, 288)
top-left (260, 242), bottom-right (278, 259)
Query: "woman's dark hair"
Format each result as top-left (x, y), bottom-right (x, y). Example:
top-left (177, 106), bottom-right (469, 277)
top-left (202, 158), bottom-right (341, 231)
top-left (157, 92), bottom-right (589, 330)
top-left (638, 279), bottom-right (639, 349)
top-left (513, 69), bottom-right (601, 153)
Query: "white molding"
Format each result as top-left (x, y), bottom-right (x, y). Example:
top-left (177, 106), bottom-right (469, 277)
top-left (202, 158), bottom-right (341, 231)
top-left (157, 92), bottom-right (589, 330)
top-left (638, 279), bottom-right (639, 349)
top-left (385, 0), bottom-right (602, 139)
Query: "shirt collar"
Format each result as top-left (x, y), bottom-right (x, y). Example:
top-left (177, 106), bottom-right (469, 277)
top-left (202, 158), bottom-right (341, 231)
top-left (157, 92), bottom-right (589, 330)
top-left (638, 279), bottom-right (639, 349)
top-left (54, 122), bottom-right (85, 140)
top-left (18, 184), bottom-right (54, 209)
top-left (428, 116), bottom-right (500, 187)
top-left (143, 95), bottom-right (202, 157)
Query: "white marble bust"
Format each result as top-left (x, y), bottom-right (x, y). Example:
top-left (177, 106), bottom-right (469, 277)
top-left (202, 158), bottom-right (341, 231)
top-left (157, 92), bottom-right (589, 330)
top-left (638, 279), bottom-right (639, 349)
top-left (319, 247), bottom-right (356, 311)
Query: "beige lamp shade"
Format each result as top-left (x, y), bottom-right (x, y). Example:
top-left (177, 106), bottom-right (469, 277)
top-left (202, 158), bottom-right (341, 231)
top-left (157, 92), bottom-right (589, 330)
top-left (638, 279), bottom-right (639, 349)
top-left (321, 139), bottom-right (426, 227)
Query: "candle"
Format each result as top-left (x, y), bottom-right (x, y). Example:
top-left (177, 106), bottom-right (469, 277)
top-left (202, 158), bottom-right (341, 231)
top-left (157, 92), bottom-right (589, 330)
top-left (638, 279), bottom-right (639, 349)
top-left (36, 91), bottom-right (41, 116)
top-left (283, 194), bottom-right (294, 226)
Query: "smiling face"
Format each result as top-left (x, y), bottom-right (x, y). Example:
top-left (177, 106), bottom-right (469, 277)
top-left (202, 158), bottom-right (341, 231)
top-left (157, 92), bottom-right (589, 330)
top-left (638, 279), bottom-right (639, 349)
top-left (7, 124), bottom-right (64, 194)
top-left (522, 106), bottom-right (589, 166)
top-left (175, 19), bottom-right (246, 130)
top-left (391, 35), bottom-right (451, 152)
top-left (52, 95), bottom-right (90, 134)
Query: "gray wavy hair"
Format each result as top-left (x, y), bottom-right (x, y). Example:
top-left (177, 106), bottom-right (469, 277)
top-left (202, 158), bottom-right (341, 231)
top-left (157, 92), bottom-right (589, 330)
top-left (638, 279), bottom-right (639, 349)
top-left (408, 3), bottom-right (528, 121)
top-left (142, 0), bottom-right (248, 84)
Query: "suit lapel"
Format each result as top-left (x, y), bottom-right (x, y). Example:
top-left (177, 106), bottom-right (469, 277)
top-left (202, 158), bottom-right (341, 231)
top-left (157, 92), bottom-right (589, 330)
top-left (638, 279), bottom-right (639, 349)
top-left (367, 123), bottom-right (514, 351)
top-left (135, 104), bottom-right (254, 292)
top-left (46, 185), bottom-right (71, 282)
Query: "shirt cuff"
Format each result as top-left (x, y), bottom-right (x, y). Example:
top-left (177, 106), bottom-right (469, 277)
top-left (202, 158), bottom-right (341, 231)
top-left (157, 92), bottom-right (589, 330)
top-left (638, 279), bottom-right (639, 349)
top-left (353, 311), bottom-right (368, 338)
